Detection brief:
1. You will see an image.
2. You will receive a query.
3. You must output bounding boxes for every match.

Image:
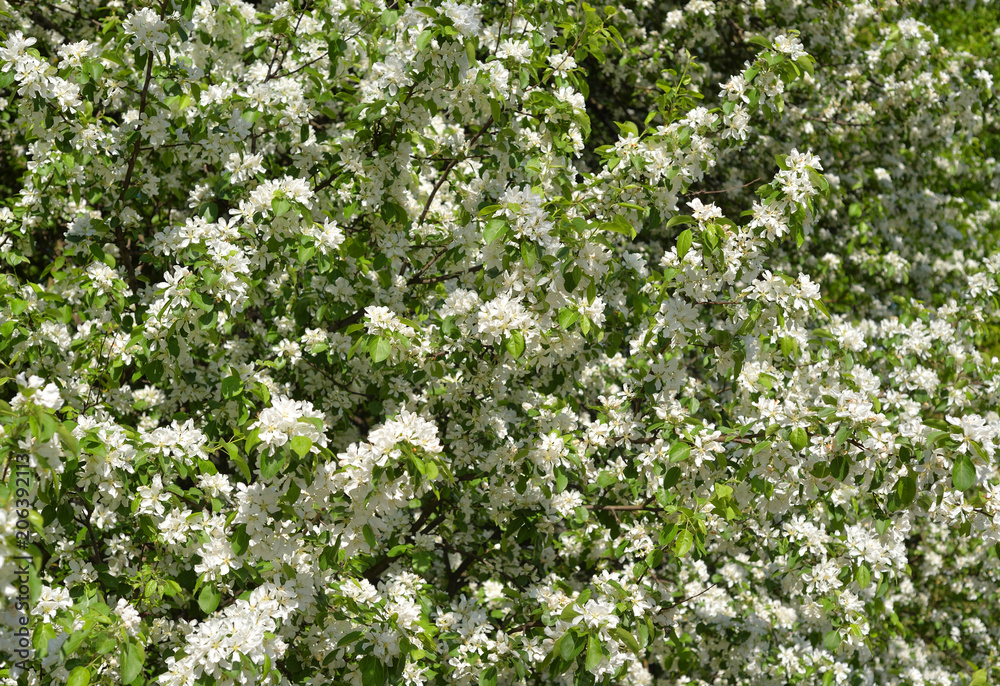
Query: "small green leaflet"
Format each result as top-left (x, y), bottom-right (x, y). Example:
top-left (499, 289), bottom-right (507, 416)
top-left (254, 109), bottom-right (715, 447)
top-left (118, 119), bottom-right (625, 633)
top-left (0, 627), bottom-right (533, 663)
top-left (558, 307), bottom-right (579, 329)
top-left (479, 666), bottom-right (497, 686)
top-left (369, 336), bottom-right (391, 364)
top-left (789, 427), bottom-right (808, 451)
top-left (198, 583), bottom-right (221, 613)
top-left (290, 435), bottom-right (312, 458)
top-left (259, 450), bottom-right (287, 480)
top-left (360, 656), bottom-right (385, 686)
top-left (521, 241), bottom-right (537, 267)
top-left (271, 197), bottom-right (291, 217)
top-left (416, 29), bottom-right (434, 52)
top-left (602, 215), bottom-right (637, 239)
top-left (67, 667), bottom-right (90, 686)
top-left (484, 218), bottom-right (508, 244)
top-left (668, 442), bottom-right (690, 463)
top-left (506, 330), bottom-right (525, 358)
top-left (611, 627), bottom-right (640, 654)
top-left (221, 375), bottom-right (242, 398)
top-left (896, 474), bottom-right (916, 506)
top-left (559, 631), bottom-right (577, 661)
top-left (120, 640), bottom-right (145, 685)
top-left (363, 523), bottom-right (377, 550)
top-left (952, 454), bottom-right (976, 491)
top-left (674, 529), bottom-right (694, 557)
top-left (585, 634), bottom-right (604, 671)
top-left (676, 229), bottom-right (692, 260)
top-left (855, 562), bottom-right (871, 589)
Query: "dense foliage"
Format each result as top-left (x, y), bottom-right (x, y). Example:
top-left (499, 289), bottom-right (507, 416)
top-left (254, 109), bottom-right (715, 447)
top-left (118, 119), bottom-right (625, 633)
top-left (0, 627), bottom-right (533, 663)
top-left (1, 0), bottom-right (999, 685)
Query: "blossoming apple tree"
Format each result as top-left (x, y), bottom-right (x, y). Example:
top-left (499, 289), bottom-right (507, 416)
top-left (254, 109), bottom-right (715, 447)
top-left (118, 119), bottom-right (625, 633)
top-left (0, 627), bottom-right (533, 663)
top-left (0, 0), bottom-right (999, 684)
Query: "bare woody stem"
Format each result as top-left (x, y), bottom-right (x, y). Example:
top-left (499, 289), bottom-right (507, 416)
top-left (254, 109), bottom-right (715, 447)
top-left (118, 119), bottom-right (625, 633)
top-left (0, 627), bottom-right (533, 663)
top-left (417, 117), bottom-right (493, 226)
top-left (115, 0), bottom-right (169, 294)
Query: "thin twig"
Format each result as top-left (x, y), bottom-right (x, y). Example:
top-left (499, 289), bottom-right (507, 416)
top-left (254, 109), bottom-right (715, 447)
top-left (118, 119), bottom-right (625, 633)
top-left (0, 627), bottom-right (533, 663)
top-left (114, 0), bottom-right (169, 293)
top-left (417, 117), bottom-right (493, 225)
top-left (688, 177), bottom-right (762, 195)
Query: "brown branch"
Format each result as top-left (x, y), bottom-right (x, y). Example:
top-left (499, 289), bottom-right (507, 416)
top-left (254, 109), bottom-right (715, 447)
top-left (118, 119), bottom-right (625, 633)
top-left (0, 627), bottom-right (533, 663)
top-left (506, 620), bottom-right (542, 635)
top-left (331, 308), bottom-right (365, 332)
top-left (417, 117), bottom-right (493, 225)
top-left (312, 170), bottom-right (340, 193)
top-left (803, 115), bottom-right (865, 129)
top-left (114, 10), bottom-right (166, 293)
top-left (407, 264), bottom-right (483, 286)
top-left (664, 582), bottom-right (718, 610)
top-left (688, 177), bottom-right (762, 196)
top-left (114, 0), bottom-right (172, 293)
top-left (300, 356), bottom-right (373, 399)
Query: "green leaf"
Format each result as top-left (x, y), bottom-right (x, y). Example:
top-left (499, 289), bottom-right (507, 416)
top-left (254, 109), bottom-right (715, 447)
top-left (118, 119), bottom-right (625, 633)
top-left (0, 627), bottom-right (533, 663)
top-left (674, 529), bottom-right (694, 557)
top-left (480, 666), bottom-right (498, 686)
top-left (228, 447), bottom-right (252, 482)
top-left (616, 121), bottom-right (639, 137)
top-left (834, 424), bottom-right (851, 447)
top-left (855, 563), bottom-right (871, 589)
top-left (369, 336), bottom-right (391, 364)
top-left (198, 583), bottom-right (221, 614)
top-left (231, 525), bottom-right (250, 555)
top-left (781, 335), bottom-right (799, 358)
top-left (676, 229), bottom-right (693, 260)
top-left (668, 442), bottom-right (690, 463)
top-left (259, 449), bottom-right (287, 480)
top-left (61, 629), bottom-right (90, 658)
top-left (563, 267), bottom-right (581, 293)
top-left (416, 29), bottom-right (433, 52)
top-left (120, 639), bottom-right (145, 685)
top-left (585, 633), bottom-right (603, 671)
top-left (559, 631), bottom-right (577, 661)
top-left (363, 523), bottom-right (377, 550)
top-left (271, 197), bottom-right (291, 217)
top-left (558, 307), bottom-right (579, 329)
top-left (896, 474), bottom-right (916, 506)
top-left (662, 466), bottom-right (681, 490)
top-left (34, 622), bottom-right (56, 654)
top-left (602, 216), bottom-right (636, 239)
top-left (140, 357), bottom-right (164, 383)
top-left (290, 435), bottom-right (312, 458)
top-left (221, 375), bottom-right (242, 398)
top-left (830, 454), bottom-right (850, 481)
top-left (67, 667), bottom-right (90, 686)
top-left (970, 669), bottom-right (988, 686)
top-left (612, 627), bottom-right (640, 654)
top-left (360, 656), bottom-right (385, 686)
top-left (521, 241), bottom-right (537, 268)
top-left (506, 330), bottom-right (525, 358)
top-left (789, 427), bottom-right (808, 451)
top-left (953, 454), bottom-right (976, 491)
top-left (337, 630), bottom-right (364, 647)
top-left (484, 219), bottom-right (508, 244)
top-left (823, 629), bottom-right (841, 652)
